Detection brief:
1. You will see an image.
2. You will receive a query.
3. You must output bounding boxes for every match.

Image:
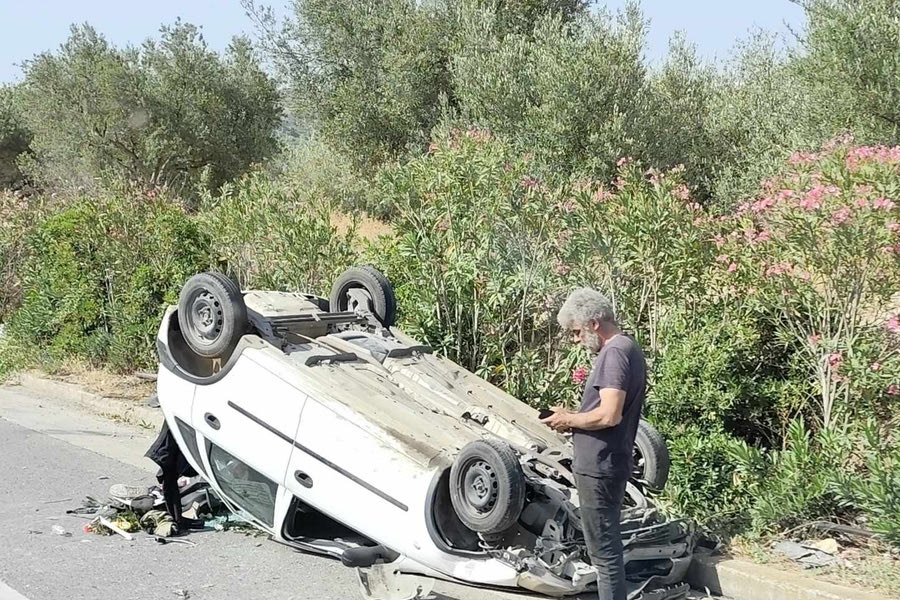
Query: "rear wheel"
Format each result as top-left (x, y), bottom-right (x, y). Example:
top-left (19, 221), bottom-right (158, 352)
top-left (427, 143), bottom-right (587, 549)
top-left (329, 266), bottom-right (397, 327)
top-left (449, 439), bottom-right (526, 535)
top-left (632, 420), bottom-right (670, 491)
top-left (177, 272), bottom-right (248, 358)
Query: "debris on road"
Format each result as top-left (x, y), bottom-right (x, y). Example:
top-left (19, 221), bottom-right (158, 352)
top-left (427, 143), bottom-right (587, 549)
top-left (98, 516), bottom-right (134, 540)
top-left (51, 524), bottom-right (71, 537)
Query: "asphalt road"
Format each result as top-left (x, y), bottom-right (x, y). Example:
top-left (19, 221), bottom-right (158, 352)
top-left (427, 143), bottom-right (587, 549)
top-left (0, 380), bottom-right (711, 600)
top-left (0, 382), bottom-right (573, 600)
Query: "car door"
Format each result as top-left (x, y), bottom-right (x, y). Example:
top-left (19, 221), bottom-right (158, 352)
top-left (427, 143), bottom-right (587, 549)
top-left (192, 350), bottom-right (306, 528)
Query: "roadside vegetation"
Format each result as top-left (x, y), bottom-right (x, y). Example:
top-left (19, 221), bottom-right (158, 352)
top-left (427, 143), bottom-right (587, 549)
top-left (1, 0), bottom-right (897, 558)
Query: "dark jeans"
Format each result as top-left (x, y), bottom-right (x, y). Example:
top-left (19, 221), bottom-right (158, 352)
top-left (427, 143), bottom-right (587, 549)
top-left (575, 472), bottom-right (627, 600)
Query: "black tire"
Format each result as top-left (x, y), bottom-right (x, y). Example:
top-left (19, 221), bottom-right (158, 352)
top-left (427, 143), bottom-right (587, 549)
top-left (177, 272), bottom-right (248, 358)
top-left (329, 266), bottom-right (397, 327)
top-left (633, 419), bottom-right (670, 491)
top-left (449, 439), bottom-right (526, 534)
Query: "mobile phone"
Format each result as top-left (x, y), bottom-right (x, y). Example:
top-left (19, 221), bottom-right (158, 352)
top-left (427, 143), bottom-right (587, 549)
top-left (538, 408), bottom-right (556, 420)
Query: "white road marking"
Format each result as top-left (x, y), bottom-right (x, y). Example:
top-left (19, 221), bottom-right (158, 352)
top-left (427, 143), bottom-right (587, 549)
top-left (0, 581), bottom-right (30, 600)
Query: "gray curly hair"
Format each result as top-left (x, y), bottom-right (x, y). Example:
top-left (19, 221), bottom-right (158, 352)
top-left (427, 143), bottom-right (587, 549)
top-left (556, 287), bottom-right (617, 330)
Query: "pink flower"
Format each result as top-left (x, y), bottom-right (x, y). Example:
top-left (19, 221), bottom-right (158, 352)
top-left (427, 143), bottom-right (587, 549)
top-left (831, 373), bottom-right (845, 383)
top-left (572, 366), bottom-right (589, 384)
top-left (789, 151), bottom-right (817, 165)
top-left (777, 189), bottom-right (795, 201)
top-left (827, 352), bottom-right (843, 367)
top-left (613, 177), bottom-right (626, 190)
top-left (715, 254), bottom-right (730, 263)
top-left (673, 184), bottom-right (690, 201)
top-left (856, 198), bottom-right (870, 209)
top-left (886, 316), bottom-right (900, 334)
top-left (594, 188), bottom-right (613, 203)
top-left (888, 221), bottom-right (900, 233)
top-left (727, 262), bottom-right (738, 273)
top-left (755, 229), bottom-right (772, 243)
top-left (873, 198), bottom-right (896, 210)
top-left (888, 384), bottom-right (900, 396)
top-left (871, 362), bottom-right (882, 372)
top-left (751, 197), bottom-right (776, 213)
top-left (830, 206), bottom-right (852, 226)
top-left (798, 196), bottom-right (822, 211)
top-left (520, 176), bottom-right (540, 189)
top-left (765, 262), bottom-right (793, 277)
top-left (617, 156), bottom-right (632, 167)
top-left (808, 334), bottom-right (821, 346)
top-left (714, 235), bottom-right (726, 249)
top-left (554, 262), bottom-right (571, 276)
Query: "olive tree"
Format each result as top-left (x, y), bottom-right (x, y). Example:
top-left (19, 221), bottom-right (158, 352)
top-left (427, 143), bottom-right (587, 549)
top-left (0, 85), bottom-right (31, 189)
top-left (19, 23), bottom-right (282, 196)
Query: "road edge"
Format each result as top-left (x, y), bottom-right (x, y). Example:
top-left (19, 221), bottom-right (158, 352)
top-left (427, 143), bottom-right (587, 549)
top-left (688, 552), bottom-right (891, 600)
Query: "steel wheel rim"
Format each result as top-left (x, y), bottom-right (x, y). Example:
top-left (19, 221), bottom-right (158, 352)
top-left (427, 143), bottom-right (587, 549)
top-left (186, 290), bottom-right (223, 347)
top-left (462, 459), bottom-right (499, 513)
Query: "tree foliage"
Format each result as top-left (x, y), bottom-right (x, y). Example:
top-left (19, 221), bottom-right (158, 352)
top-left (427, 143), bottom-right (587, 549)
top-left (0, 85), bottom-right (32, 188)
top-left (19, 23), bottom-right (282, 196)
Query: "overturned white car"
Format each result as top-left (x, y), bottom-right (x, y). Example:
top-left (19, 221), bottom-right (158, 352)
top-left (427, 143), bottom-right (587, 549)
top-left (156, 267), bottom-right (694, 599)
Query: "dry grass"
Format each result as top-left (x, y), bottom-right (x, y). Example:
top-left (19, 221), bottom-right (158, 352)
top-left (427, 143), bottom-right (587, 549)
top-left (331, 211), bottom-right (394, 241)
top-left (37, 359), bottom-right (156, 402)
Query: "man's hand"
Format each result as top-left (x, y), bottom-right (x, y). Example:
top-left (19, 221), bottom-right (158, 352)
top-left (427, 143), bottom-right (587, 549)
top-left (540, 405), bottom-right (573, 433)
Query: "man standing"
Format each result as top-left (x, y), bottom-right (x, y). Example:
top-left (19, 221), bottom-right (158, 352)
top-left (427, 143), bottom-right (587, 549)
top-left (541, 288), bottom-right (647, 600)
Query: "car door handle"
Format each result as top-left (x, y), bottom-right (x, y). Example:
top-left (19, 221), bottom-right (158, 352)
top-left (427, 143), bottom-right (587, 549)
top-left (204, 413), bottom-right (221, 430)
top-left (294, 470), bottom-right (313, 488)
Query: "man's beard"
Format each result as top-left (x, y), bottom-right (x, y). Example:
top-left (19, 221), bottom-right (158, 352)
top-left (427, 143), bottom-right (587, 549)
top-left (580, 328), bottom-right (603, 353)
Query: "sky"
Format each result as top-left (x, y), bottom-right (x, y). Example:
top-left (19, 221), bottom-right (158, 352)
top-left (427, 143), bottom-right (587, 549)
top-left (0, 0), bottom-right (807, 84)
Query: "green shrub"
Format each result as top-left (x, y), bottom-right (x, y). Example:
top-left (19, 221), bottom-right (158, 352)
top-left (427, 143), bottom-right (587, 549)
top-left (649, 315), bottom-right (801, 446)
top-left (657, 428), bottom-right (751, 534)
top-left (199, 171), bottom-right (358, 295)
top-left (729, 418), bottom-right (853, 537)
top-left (4, 193), bottom-right (209, 370)
top-left (832, 419), bottom-right (900, 545)
top-left (374, 130), bottom-right (569, 401)
top-left (719, 141), bottom-right (900, 429)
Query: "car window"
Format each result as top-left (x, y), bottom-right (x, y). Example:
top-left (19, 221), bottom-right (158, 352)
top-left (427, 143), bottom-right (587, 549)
top-left (208, 443), bottom-right (277, 527)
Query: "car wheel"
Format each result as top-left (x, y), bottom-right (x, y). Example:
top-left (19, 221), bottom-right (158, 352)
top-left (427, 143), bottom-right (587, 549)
top-left (329, 266), bottom-right (397, 327)
top-left (449, 439), bottom-right (526, 535)
top-left (177, 272), bottom-right (248, 358)
top-left (633, 419), bottom-right (670, 491)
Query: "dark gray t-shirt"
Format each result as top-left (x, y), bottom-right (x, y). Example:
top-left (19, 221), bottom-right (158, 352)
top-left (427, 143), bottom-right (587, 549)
top-left (572, 334), bottom-right (647, 478)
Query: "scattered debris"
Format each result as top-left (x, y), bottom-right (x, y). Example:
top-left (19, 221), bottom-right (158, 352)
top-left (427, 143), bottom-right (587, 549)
top-left (98, 516), bottom-right (134, 540)
top-left (97, 475), bottom-right (109, 481)
top-left (141, 510), bottom-right (178, 537)
top-left (50, 525), bottom-right (71, 537)
top-left (173, 588), bottom-right (190, 599)
top-left (806, 538), bottom-right (840, 555)
top-left (155, 536), bottom-right (197, 547)
top-left (773, 540), bottom-right (840, 568)
top-left (41, 497), bottom-right (73, 505)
